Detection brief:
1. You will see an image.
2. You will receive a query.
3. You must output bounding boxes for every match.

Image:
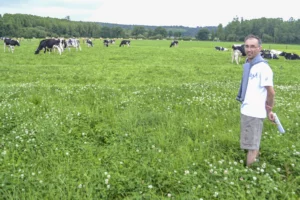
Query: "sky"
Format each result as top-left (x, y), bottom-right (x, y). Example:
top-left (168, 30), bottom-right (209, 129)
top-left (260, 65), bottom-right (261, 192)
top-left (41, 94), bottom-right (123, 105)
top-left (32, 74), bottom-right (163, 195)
top-left (1, 0), bottom-right (300, 27)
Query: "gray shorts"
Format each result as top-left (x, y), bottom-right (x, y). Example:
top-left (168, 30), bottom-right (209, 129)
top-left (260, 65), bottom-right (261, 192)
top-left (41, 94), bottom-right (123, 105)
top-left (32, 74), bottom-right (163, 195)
top-left (240, 114), bottom-right (264, 150)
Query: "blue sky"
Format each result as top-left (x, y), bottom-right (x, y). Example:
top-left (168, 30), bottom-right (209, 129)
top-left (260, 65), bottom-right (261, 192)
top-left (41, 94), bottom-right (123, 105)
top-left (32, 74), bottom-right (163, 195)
top-left (0, 0), bottom-right (299, 27)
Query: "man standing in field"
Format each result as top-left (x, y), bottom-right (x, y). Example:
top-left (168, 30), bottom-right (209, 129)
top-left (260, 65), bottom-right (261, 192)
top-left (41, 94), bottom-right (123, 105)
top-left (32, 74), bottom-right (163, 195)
top-left (236, 34), bottom-right (275, 167)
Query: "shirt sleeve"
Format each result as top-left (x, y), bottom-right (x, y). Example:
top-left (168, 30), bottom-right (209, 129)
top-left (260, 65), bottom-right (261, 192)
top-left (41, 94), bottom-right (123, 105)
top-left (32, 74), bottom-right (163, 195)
top-left (260, 63), bottom-right (273, 87)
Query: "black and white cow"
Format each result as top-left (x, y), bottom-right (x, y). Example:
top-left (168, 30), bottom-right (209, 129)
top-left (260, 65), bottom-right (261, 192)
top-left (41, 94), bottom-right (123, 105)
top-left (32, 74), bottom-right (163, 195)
top-left (103, 39), bottom-right (109, 47)
top-left (260, 50), bottom-right (279, 59)
top-left (232, 44), bottom-right (246, 56)
top-left (170, 40), bottom-right (179, 47)
top-left (270, 49), bottom-right (282, 57)
top-left (4, 38), bottom-right (20, 53)
top-left (215, 46), bottom-right (228, 51)
top-left (67, 38), bottom-right (81, 51)
top-left (34, 39), bottom-right (64, 55)
top-left (280, 52), bottom-right (300, 60)
top-left (86, 39), bottom-right (93, 47)
top-left (109, 39), bottom-right (115, 44)
top-left (231, 44), bottom-right (246, 64)
top-left (119, 40), bottom-right (130, 47)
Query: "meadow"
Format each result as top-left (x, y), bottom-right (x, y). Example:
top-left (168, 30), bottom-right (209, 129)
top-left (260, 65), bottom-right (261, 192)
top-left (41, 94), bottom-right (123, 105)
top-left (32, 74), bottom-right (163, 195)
top-left (0, 39), bottom-right (300, 200)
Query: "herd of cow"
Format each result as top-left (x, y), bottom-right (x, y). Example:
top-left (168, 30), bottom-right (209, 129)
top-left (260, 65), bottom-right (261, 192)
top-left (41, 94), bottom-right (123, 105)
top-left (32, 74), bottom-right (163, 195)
top-left (2, 37), bottom-right (300, 63)
top-left (215, 44), bottom-right (300, 64)
top-left (2, 37), bottom-right (180, 55)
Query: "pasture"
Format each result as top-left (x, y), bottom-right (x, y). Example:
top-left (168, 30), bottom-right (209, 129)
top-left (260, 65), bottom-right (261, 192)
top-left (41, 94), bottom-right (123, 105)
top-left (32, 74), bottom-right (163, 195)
top-left (0, 39), bottom-right (300, 199)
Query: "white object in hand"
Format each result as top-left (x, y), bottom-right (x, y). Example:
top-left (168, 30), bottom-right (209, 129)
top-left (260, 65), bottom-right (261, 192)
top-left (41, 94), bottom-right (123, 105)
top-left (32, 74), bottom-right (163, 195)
top-left (273, 113), bottom-right (285, 133)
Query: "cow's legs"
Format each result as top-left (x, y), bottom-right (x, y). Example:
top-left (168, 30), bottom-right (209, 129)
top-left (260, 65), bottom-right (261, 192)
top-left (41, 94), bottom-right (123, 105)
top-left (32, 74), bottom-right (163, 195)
top-left (3, 43), bottom-right (5, 52)
top-left (53, 45), bottom-right (61, 55)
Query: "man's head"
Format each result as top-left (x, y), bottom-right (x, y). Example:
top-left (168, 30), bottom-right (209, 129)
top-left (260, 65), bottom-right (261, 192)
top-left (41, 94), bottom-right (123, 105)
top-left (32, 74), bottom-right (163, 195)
top-left (244, 34), bottom-right (262, 61)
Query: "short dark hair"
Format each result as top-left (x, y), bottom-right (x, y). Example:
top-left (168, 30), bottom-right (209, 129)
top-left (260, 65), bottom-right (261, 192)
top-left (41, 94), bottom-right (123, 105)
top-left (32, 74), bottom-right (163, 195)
top-left (244, 34), bottom-right (262, 46)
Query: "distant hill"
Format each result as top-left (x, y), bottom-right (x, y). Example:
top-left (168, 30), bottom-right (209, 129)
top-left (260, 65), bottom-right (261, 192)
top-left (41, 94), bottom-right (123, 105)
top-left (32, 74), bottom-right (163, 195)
top-left (96, 22), bottom-right (217, 37)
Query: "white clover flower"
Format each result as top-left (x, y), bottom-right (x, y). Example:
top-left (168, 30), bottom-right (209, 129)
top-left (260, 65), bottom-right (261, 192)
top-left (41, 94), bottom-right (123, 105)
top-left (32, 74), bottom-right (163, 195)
top-left (253, 177), bottom-right (257, 181)
top-left (32, 172), bottom-right (35, 176)
top-left (240, 160), bottom-right (244, 164)
top-left (20, 174), bottom-right (24, 178)
top-left (39, 180), bottom-right (43, 184)
top-left (209, 169), bottom-right (213, 173)
top-left (184, 170), bottom-right (190, 175)
top-left (213, 192), bottom-right (219, 197)
top-left (291, 163), bottom-right (295, 167)
top-left (105, 179), bottom-right (109, 184)
top-left (277, 168), bottom-right (281, 172)
top-left (82, 132), bottom-right (85, 136)
top-left (230, 182), bottom-right (234, 185)
top-left (107, 184), bottom-right (110, 189)
top-left (66, 152), bottom-right (69, 156)
top-left (120, 161), bottom-right (123, 165)
top-left (234, 162), bottom-right (237, 165)
top-left (194, 171), bottom-right (197, 175)
top-left (2, 150), bottom-right (7, 156)
top-left (224, 177), bottom-right (228, 180)
top-left (167, 193), bottom-right (171, 198)
top-left (224, 170), bottom-right (228, 174)
top-left (107, 174), bottom-right (111, 179)
top-left (174, 170), bottom-right (177, 173)
top-left (260, 169), bottom-right (264, 173)
top-left (148, 185), bottom-right (153, 189)
top-left (78, 184), bottom-right (82, 188)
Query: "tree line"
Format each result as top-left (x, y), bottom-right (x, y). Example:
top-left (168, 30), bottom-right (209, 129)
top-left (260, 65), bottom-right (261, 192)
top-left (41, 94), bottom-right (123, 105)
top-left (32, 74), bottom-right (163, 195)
top-left (1, 13), bottom-right (300, 44)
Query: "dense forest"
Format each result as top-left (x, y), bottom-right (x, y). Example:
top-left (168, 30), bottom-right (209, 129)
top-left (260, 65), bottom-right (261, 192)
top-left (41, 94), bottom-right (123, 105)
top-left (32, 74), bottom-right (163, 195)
top-left (1, 13), bottom-right (300, 44)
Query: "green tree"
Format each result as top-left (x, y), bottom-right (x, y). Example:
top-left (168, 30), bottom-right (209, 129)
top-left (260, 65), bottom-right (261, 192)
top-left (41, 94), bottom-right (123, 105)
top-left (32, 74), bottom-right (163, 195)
top-left (196, 28), bottom-right (209, 40)
top-left (173, 31), bottom-right (182, 38)
top-left (131, 26), bottom-right (145, 38)
top-left (100, 26), bottom-right (111, 38)
top-left (154, 27), bottom-right (167, 37)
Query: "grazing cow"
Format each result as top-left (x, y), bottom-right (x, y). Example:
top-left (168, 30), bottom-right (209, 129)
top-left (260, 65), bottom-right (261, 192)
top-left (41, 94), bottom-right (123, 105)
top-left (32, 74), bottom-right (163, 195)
top-left (35, 39), bottom-right (64, 55)
top-left (260, 50), bottom-right (279, 59)
top-left (3, 38), bottom-right (20, 53)
top-left (109, 39), bottom-right (115, 44)
top-left (86, 39), bottom-right (93, 47)
top-left (280, 52), bottom-right (300, 60)
top-left (67, 38), bottom-right (81, 51)
top-left (170, 40), bottom-right (179, 47)
top-left (215, 46), bottom-right (228, 51)
top-left (232, 50), bottom-right (243, 64)
top-left (119, 40), bottom-right (130, 47)
top-left (103, 39), bottom-right (109, 47)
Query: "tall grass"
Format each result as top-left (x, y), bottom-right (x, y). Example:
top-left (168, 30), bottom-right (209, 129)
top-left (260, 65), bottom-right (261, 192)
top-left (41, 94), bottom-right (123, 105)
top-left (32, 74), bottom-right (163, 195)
top-left (0, 39), bottom-right (299, 199)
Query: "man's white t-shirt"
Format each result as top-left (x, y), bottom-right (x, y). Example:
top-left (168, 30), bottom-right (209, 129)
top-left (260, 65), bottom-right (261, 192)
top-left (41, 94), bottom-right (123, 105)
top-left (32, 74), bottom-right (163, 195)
top-left (241, 62), bottom-right (273, 118)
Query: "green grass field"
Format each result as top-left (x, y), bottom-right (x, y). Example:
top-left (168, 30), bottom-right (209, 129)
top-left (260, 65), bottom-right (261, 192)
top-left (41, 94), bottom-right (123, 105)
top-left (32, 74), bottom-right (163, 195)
top-left (0, 39), bottom-right (300, 199)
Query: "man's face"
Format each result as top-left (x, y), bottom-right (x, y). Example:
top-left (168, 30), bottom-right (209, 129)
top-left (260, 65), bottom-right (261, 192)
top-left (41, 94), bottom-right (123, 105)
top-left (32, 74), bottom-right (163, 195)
top-left (244, 38), bottom-right (262, 60)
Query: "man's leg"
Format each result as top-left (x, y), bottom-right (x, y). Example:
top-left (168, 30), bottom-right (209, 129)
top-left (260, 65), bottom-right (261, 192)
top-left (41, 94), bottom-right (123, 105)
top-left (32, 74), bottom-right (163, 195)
top-left (246, 149), bottom-right (259, 167)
